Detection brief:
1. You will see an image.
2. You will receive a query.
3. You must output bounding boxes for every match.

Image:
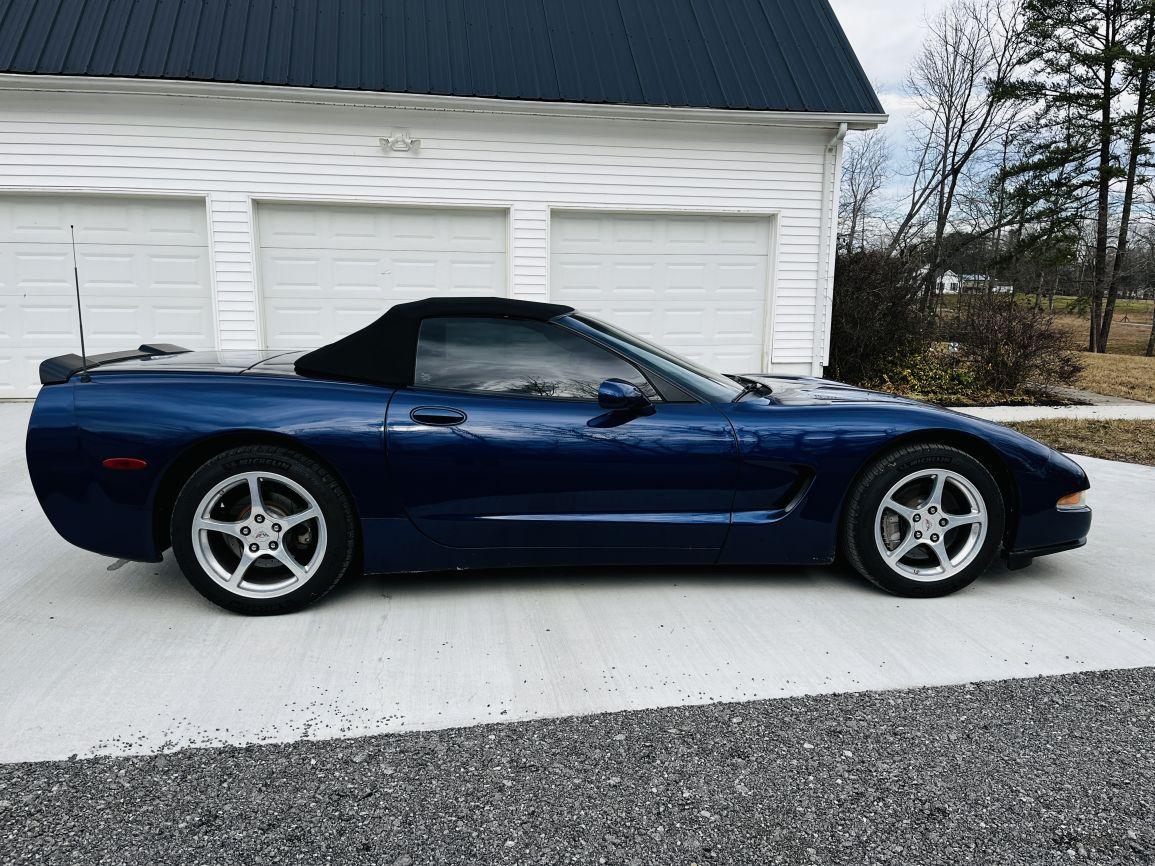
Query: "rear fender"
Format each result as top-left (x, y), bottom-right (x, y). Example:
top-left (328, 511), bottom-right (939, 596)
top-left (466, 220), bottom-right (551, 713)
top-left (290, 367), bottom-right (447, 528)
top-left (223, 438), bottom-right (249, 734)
top-left (28, 373), bottom-right (396, 562)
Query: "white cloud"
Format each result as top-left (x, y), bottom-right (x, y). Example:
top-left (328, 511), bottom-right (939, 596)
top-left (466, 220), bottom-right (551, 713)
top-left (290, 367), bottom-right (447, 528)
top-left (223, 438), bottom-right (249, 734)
top-left (827, 0), bottom-right (951, 91)
top-left (828, 0), bottom-right (949, 187)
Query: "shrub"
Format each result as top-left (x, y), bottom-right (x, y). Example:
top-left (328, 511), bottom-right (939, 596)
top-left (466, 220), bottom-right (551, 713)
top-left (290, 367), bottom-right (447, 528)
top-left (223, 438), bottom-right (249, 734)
top-left (876, 348), bottom-right (981, 404)
top-left (828, 252), bottom-right (932, 385)
top-left (944, 295), bottom-right (1084, 394)
top-left (874, 346), bottom-right (1035, 406)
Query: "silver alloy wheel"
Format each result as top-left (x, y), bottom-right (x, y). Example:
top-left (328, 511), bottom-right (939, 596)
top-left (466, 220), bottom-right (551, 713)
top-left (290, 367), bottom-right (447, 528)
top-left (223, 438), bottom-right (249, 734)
top-left (873, 468), bottom-right (988, 582)
top-left (191, 471), bottom-right (327, 599)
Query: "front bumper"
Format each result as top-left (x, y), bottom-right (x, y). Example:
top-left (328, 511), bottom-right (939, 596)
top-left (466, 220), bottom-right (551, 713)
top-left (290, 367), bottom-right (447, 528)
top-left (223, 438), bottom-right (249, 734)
top-left (1005, 505), bottom-right (1092, 569)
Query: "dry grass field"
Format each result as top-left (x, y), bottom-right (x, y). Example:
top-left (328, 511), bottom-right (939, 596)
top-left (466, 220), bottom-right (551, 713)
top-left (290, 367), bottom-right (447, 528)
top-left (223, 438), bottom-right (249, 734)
top-left (1049, 315), bottom-right (1155, 402)
top-left (1075, 352), bottom-right (1155, 402)
top-left (1054, 316), bottom-right (1153, 356)
top-left (1006, 419), bottom-right (1155, 466)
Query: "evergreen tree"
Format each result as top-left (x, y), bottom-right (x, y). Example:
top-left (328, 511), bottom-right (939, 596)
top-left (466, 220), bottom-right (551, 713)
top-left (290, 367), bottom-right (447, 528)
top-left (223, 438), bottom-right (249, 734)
top-left (1007, 0), bottom-right (1155, 351)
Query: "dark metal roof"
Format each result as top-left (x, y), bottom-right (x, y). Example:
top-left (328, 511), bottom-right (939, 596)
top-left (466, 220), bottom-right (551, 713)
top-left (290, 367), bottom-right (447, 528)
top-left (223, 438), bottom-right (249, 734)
top-left (0, 0), bottom-right (883, 115)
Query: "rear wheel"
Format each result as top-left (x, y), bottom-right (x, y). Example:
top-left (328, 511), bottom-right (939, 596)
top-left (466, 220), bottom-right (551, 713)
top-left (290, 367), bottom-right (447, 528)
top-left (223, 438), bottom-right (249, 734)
top-left (170, 445), bottom-right (356, 614)
top-left (842, 443), bottom-right (1005, 597)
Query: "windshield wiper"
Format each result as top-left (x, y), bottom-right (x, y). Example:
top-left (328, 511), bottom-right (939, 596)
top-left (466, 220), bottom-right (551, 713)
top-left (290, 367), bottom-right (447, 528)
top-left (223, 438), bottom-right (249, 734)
top-left (728, 375), bottom-right (774, 401)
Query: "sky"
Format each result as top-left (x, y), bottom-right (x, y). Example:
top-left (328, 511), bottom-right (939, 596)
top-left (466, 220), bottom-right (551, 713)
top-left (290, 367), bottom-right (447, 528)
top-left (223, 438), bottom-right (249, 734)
top-left (827, 0), bottom-right (952, 144)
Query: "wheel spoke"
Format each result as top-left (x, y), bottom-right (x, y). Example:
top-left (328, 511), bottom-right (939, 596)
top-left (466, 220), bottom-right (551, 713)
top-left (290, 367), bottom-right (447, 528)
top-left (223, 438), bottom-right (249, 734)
top-left (924, 471), bottom-right (947, 510)
top-left (194, 517), bottom-right (245, 538)
top-left (246, 474), bottom-right (266, 514)
top-left (273, 546), bottom-right (307, 580)
top-left (929, 539), bottom-right (956, 576)
top-left (279, 506), bottom-right (319, 532)
top-left (883, 498), bottom-right (917, 522)
top-left (944, 512), bottom-right (983, 530)
top-left (229, 549), bottom-right (258, 584)
top-left (886, 532), bottom-right (923, 561)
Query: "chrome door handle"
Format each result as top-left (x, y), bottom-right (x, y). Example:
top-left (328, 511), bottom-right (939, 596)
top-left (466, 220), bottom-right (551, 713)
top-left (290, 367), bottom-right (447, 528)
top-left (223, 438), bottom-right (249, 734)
top-left (410, 407), bottom-right (467, 427)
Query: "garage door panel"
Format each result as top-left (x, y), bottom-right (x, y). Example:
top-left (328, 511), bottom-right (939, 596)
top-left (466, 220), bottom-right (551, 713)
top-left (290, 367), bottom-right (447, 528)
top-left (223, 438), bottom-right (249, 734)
top-left (0, 247), bottom-right (70, 294)
top-left (263, 302), bottom-right (393, 347)
top-left (0, 196), bottom-right (208, 247)
top-left (258, 203), bottom-right (505, 254)
top-left (550, 212), bottom-right (772, 372)
top-left (8, 303), bottom-right (77, 343)
top-left (0, 195), bottom-right (214, 397)
top-left (257, 203), bottom-right (507, 350)
top-left (446, 259), bottom-right (504, 292)
top-left (262, 253), bottom-right (326, 292)
top-left (329, 255), bottom-right (386, 292)
top-left (261, 307), bottom-right (327, 345)
top-left (553, 212), bottom-right (770, 256)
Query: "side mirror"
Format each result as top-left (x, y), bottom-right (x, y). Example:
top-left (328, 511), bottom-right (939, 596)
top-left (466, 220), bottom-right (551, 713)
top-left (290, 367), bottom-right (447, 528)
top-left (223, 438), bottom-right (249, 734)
top-left (597, 378), bottom-right (654, 414)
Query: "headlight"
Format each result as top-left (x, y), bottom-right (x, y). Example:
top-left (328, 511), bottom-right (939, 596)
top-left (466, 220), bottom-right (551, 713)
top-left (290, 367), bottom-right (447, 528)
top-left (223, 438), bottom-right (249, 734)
top-left (1057, 491), bottom-right (1087, 510)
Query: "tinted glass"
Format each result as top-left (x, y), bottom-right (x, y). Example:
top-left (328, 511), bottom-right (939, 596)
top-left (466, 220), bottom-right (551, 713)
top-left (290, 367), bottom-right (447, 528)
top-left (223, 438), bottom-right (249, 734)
top-left (414, 317), bottom-right (658, 400)
top-left (570, 315), bottom-right (744, 403)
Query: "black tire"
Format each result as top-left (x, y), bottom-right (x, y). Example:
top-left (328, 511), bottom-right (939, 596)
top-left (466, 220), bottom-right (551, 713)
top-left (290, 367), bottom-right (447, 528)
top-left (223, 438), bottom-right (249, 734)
top-left (842, 443), bottom-right (1005, 598)
top-left (170, 445), bottom-right (357, 615)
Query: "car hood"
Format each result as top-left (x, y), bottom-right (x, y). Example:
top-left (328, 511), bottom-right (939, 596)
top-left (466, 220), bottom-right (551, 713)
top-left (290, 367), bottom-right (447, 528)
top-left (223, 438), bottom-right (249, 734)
top-left (740, 375), bottom-right (925, 408)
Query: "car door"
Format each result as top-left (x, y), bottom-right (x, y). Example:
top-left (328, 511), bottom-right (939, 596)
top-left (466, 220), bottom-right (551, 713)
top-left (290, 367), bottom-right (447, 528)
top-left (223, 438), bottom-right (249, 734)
top-left (385, 315), bottom-right (739, 552)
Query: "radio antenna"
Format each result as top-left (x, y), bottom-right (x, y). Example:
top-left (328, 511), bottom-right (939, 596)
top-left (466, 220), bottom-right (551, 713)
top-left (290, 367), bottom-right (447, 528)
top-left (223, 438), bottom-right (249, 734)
top-left (70, 224), bottom-right (90, 382)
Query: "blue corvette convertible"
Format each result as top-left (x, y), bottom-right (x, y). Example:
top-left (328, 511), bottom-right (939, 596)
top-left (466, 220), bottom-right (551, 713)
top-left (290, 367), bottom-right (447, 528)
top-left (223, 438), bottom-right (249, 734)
top-left (26, 297), bottom-right (1091, 615)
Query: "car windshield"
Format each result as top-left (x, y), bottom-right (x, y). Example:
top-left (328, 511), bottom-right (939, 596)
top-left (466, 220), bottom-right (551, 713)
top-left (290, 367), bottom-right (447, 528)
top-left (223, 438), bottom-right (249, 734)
top-left (570, 315), bottom-right (745, 403)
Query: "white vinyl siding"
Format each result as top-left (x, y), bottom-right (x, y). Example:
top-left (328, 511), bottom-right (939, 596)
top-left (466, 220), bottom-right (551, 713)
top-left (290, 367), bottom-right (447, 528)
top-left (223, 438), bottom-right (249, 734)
top-left (255, 202), bottom-right (507, 349)
top-left (0, 193), bottom-right (214, 397)
top-left (0, 85), bottom-right (840, 387)
top-left (550, 211), bottom-right (773, 372)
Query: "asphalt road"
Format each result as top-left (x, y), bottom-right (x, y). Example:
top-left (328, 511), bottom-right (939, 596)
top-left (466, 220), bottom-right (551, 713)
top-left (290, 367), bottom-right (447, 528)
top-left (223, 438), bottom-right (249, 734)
top-left (3, 668), bottom-right (1153, 866)
top-left (3, 402), bottom-right (1155, 763)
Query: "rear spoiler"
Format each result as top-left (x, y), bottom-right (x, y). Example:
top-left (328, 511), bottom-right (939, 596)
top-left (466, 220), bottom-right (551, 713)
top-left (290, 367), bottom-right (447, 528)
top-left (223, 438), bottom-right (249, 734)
top-left (39, 344), bottom-right (191, 385)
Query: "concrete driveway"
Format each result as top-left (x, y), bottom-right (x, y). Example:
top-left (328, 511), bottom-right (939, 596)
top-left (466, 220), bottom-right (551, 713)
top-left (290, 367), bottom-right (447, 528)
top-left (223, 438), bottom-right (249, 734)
top-left (2, 401), bottom-right (1153, 764)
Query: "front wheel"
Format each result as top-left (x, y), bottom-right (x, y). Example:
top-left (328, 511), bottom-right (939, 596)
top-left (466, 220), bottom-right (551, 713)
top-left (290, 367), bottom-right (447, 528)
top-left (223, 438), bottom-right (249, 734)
top-left (170, 445), bottom-right (357, 614)
top-left (842, 443), bottom-right (1006, 598)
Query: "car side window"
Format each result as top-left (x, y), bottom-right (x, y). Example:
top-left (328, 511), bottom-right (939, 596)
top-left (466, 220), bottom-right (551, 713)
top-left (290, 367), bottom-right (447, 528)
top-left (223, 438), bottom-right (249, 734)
top-left (414, 317), bottom-right (660, 401)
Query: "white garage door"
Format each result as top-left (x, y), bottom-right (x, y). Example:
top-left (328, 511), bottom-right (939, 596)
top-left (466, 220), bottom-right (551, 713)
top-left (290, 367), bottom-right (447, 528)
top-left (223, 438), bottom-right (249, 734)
top-left (257, 203), bottom-right (507, 349)
top-left (0, 195), bottom-right (214, 398)
top-left (550, 212), bottom-right (773, 372)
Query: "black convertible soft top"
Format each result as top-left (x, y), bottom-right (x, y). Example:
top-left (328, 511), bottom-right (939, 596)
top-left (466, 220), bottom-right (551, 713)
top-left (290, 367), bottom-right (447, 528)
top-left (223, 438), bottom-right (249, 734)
top-left (294, 296), bottom-right (574, 387)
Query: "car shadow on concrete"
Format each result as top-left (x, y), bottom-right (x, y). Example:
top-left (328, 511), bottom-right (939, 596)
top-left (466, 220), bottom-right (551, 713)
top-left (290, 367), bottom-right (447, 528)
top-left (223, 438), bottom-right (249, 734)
top-left (123, 544), bottom-right (1061, 617)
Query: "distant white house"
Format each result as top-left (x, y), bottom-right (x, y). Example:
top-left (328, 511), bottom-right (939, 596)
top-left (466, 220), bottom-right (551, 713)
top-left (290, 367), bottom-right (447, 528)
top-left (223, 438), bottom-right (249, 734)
top-left (0, 0), bottom-right (887, 397)
top-left (960, 274), bottom-right (1014, 294)
top-left (919, 268), bottom-right (961, 294)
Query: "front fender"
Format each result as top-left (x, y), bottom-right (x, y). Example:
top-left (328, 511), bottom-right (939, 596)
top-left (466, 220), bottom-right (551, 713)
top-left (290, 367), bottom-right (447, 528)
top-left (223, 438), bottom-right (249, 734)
top-left (715, 401), bottom-right (1074, 565)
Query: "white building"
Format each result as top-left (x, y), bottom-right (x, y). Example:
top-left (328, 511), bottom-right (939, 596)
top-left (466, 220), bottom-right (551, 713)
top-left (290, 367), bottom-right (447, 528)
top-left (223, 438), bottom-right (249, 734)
top-left (939, 271), bottom-right (961, 294)
top-left (960, 275), bottom-right (1015, 294)
top-left (920, 268), bottom-right (961, 294)
top-left (0, 0), bottom-right (886, 397)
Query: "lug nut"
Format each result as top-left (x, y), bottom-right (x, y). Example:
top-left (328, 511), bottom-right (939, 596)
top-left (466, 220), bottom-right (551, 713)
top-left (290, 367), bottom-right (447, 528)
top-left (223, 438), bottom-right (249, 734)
top-left (928, 506), bottom-right (938, 515)
top-left (240, 526), bottom-right (251, 536)
top-left (913, 513), bottom-right (922, 523)
top-left (939, 518), bottom-right (948, 527)
top-left (914, 531), bottom-right (923, 539)
top-left (248, 542), bottom-right (259, 553)
top-left (268, 541), bottom-right (279, 551)
top-left (271, 523), bottom-right (282, 533)
top-left (930, 533), bottom-right (940, 543)
top-left (254, 514), bottom-right (265, 524)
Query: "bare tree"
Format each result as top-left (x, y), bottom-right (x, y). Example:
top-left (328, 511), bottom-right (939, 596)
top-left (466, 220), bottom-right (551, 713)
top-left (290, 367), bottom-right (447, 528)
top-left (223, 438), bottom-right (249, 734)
top-left (888, 0), bottom-right (1029, 299)
top-left (839, 129), bottom-right (891, 253)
